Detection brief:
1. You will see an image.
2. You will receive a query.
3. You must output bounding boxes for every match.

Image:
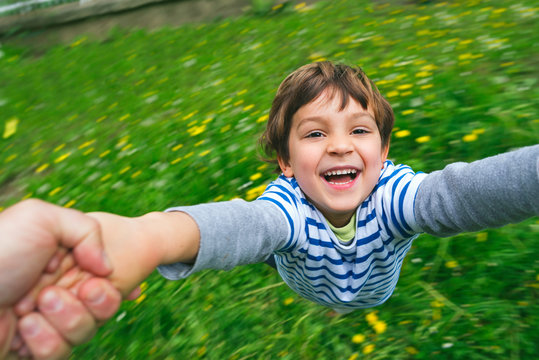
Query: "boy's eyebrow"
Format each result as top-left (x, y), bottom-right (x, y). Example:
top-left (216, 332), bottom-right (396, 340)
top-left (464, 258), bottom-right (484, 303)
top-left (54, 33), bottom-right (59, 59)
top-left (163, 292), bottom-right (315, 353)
top-left (295, 112), bottom-right (375, 127)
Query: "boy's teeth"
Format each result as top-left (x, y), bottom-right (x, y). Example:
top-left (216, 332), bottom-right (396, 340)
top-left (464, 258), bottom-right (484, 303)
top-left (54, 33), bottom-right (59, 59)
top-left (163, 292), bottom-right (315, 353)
top-left (324, 169), bottom-right (357, 176)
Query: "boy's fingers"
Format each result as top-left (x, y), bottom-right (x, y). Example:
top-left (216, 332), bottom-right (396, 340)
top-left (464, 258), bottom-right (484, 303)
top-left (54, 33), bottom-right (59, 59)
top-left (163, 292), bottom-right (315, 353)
top-left (78, 278), bottom-right (122, 321)
top-left (36, 287), bottom-right (97, 345)
top-left (126, 286), bottom-right (141, 301)
top-left (44, 248), bottom-right (68, 273)
top-left (14, 255), bottom-right (75, 317)
top-left (18, 313), bottom-right (71, 360)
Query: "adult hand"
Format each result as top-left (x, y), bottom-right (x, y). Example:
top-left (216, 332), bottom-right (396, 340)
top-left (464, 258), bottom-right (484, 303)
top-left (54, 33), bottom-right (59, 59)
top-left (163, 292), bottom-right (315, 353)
top-left (13, 279), bottom-right (122, 360)
top-left (0, 199), bottom-right (115, 359)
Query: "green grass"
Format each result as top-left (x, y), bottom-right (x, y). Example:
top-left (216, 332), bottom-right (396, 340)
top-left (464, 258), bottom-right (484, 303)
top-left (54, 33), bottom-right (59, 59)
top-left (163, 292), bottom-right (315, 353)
top-left (1, 0), bottom-right (538, 358)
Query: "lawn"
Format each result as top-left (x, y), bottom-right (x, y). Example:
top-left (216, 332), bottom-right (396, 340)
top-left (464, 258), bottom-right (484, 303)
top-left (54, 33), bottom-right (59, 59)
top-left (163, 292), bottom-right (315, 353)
top-left (0, 0), bottom-right (538, 358)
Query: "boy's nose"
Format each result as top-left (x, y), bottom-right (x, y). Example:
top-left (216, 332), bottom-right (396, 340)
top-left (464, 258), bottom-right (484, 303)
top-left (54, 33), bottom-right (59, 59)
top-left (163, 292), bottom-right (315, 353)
top-left (327, 135), bottom-right (353, 155)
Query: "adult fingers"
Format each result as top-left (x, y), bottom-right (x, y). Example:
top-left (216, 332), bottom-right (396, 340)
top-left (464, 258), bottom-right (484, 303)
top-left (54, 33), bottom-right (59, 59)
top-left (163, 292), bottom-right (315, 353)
top-left (18, 313), bottom-right (70, 360)
top-left (14, 255), bottom-right (75, 317)
top-left (40, 201), bottom-right (112, 277)
top-left (78, 278), bottom-right (122, 321)
top-left (36, 287), bottom-right (97, 345)
top-left (0, 308), bottom-right (17, 359)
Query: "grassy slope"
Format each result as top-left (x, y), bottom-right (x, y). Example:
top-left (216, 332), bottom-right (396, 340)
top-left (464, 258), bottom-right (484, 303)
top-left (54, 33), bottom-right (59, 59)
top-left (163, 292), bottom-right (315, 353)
top-left (0, 0), bottom-right (538, 358)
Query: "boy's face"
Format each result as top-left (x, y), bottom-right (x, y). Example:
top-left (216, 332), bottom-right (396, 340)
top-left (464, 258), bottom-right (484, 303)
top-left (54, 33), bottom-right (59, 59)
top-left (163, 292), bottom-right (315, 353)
top-left (278, 89), bottom-right (389, 227)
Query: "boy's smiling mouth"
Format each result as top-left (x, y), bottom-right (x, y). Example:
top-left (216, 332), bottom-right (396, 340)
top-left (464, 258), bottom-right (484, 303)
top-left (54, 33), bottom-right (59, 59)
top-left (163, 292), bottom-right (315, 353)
top-left (322, 168), bottom-right (358, 185)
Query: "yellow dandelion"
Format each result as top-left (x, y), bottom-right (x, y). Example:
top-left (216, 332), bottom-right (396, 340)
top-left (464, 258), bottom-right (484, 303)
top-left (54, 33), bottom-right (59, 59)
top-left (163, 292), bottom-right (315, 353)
top-left (131, 170), bottom-right (142, 178)
top-left (246, 184), bottom-right (267, 201)
top-left (416, 71), bottom-right (432, 77)
top-left (100, 173), bottom-right (112, 182)
top-left (54, 152), bottom-right (71, 163)
top-left (121, 144), bottom-right (132, 152)
top-left (70, 37), bottom-right (86, 47)
top-left (172, 144), bottom-right (183, 151)
top-left (415, 136), bottom-right (431, 143)
top-left (431, 300), bottom-right (445, 308)
top-left (99, 150), bottom-right (111, 158)
top-left (397, 84), bottom-right (413, 90)
top-left (395, 130), bottom-right (411, 138)
top-left (476, 232), bottom-right (488, 242)
top-left (220, 124), bottom-right (232, 133)
top-left (365, 311), bottom-right (379, 325)
top-left (401, 109), bottom-right (415, 116)
top-left (54, 144), bottom-right (66, 152)
top-left (22, 192), bottom-right (33, 200)
top-left (135, 293), bottom-right (147, 305)
top-left (64, 200), bottom-right (76, 208)
top-left (257, 114), bottom-right (269, 123)
top-left (119, 114), bottom-right (130, 122)
top-left (119, 166), bottom-right (131, 175)
top-left (5, 154), bottom-right (17, 163)
top-left (420, 84), bottom-right (433, 90)
top-left (135, 79), bottom-right (145, 86)
top-left (78, 140), bottom-right (96, 150)
top-left (462, 133), bottom-right (478, 142)
top-left (405, 346), bottom-right (419, 355)
top-left (199, 150), bottom-right (211, 157)
top-left (35, 163), bottom-right (50, 173)
top-left (171, 157), bottom-right (182, 165)
top-left (96, 115), bottom-right (107, 123)
top-left (445, 260), bottom-right (459, 268)
top-left (472, 128), bottom-right (485, 135)
top-left (294, 2), bottom-right (306, 10)
top-left (373, 320), bottom-right (387, 334)
top-left (362, 344), bottom-right (375, 355)
top-left (283, 297), bottom-right (294, 306)
top-left (3, 117), bottom-right (19, 139)
top-left (49, 187), bottom-right (62, 196)
top-left (243, 104), bottom-right (255, 111)
top-left (249, 173), bottom-right (262, 181)
top-left (351, 334), bottom-right (365, 344)
top-left (83, 147), bottom-right (94, 155)
top-left (188, 125), bottom-right (206, 136)
top-left (386, 90), bottom-right (399, 98)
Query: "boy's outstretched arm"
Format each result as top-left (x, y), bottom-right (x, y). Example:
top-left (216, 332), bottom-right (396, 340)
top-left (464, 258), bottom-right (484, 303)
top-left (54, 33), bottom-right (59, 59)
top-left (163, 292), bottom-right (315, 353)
top-left (415, 144), bottom-right (539, 236)
top-left (82, 210), bottom-right (201, 296)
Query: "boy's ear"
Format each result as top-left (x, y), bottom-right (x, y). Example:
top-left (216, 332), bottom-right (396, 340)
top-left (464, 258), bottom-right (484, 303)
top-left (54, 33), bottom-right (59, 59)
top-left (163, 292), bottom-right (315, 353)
top-left (381, 145), bottom-right (390, 167)
top-left (277, 156), bottom-right (294, 177)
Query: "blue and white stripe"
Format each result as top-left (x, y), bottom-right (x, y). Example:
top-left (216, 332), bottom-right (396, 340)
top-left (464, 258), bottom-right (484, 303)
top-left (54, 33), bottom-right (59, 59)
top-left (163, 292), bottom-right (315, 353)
top-left (257, 161), bottom-right (426, 312)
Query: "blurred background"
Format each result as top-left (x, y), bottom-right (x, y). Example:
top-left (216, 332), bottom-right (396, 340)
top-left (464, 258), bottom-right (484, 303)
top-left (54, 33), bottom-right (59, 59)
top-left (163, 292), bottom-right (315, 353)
top-left (1, 0), bottom-right (538, 358)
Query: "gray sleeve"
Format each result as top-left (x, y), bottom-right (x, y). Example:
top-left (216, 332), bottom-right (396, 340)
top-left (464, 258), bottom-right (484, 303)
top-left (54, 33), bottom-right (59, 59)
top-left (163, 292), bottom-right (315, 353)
top-left (415, 145), bottom-right (539, 237)
top-left (157, 199), bottom-right (289, 280)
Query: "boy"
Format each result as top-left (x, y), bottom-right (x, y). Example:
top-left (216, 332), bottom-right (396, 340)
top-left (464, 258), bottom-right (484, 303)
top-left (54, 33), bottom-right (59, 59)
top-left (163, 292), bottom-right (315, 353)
top-left (6, 62), bottom-right (539, 356)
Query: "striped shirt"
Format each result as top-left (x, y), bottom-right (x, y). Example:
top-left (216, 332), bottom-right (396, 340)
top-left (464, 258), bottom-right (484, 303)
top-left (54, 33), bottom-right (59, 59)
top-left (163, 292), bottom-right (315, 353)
top-left (258, 160), bottom-right (427, 312)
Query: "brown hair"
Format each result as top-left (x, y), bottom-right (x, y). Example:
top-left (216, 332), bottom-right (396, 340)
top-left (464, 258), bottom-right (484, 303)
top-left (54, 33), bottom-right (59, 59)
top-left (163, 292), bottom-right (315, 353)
top-left (260, 61), bottom-right (394, 171)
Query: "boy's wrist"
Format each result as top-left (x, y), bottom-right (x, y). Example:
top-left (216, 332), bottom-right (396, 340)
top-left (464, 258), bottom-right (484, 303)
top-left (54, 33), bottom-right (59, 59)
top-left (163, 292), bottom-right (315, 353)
top-left (136, 211), bottom-right (200, 267)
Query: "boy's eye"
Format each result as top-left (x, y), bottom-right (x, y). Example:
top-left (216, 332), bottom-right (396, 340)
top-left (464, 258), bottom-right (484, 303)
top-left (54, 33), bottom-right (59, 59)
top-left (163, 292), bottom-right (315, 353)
top-left (352, 128), bottom-right (368, 135)
top-left (306, 131), bottom-right (324, 138)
